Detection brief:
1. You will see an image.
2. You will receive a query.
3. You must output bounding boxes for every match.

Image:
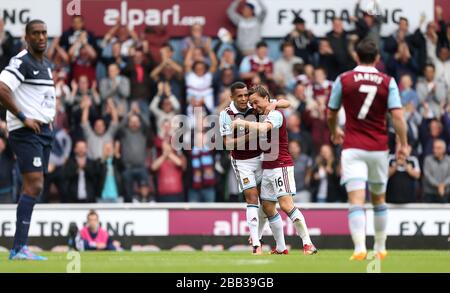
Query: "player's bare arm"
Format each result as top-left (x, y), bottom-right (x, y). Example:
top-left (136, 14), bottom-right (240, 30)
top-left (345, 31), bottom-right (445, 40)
top-left (390, 108), bottom-right (409, 156)
top-left (326, 109), bottom-right (344, 145)
top-left (0, 81), bottom-right (41, 133)
top-left (263, 99), bottom-right (291, 115)
top-left (232, 119), bottom-right (273, 133)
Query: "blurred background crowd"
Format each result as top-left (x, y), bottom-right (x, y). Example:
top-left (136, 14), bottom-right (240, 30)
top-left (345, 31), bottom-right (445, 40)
top-left (0, 0), bottom-right (450, 204)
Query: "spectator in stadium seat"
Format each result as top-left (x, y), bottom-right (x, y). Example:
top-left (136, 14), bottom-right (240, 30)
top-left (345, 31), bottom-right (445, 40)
top-left (97, 142), bottom-right (123, 203)
top-left (274, 42), bottom-right (304, 89)
top-left (289, 140), bottom-right (313, 203)
top-left (420, 118), bottom-right (446, 158)
top-left (69, 31), bottom-right (98, 86)
top-left (0, 18), bottom-right (14, 72)
top-left (227, 0), bottom-right (267, 56)
top-left (151, 119), bottom-right (187, 202)
top-left (424, 20), bottom-right (439, 63)
top-left (287, 112), bottom-right (314, 157)
top-left (214, 48), bottom-right (239, 90)
top-left (286, 82), bottom-right (312, 115)
top-left (185, 42), bottom-right (218, 118)
top-left (351, 0), bottom-right (382, 47)
top-left (399, 74), bottom-right (419, 108)
top-left (403, 102), bottom-right (422, 155)
top-left (99, 63), bottom-right (130, 117)
top-left (53, 70), bottom-right (71, 110)
top-left (387, 144), bottom-right (421, 203)
top-left (101, 18), bottom-right (138, 59)
top-left (435, 6), bottom-right (450, 50)
top-left (239, 41), bottom-right (274, 87)
top-left (63, 140), bottom-right (98, 203)
top-left (143, 25), bottom-right (170, 64)
top-left (284, 16), bottom-right (317, 65)
top-left (416, 64), bottom-right (447, 118)
top-left (43, 126), bottom-right (72, 203)
top-left (427, 45), bottom-right (450, 92)
top-left (386, 41), bottom-right (419, 84)
top-left (123, 49), bottom-right (154, 115)
top-left (0, 136), bottom-right (15, 203)
top-left (318, 39), bottom-right (340, 81)
top-left (181, 23), bottom-right (211, 57)
top-left (149, 82), bottom-right (180, 136)
top-left (81, 97), bottom-right (119, 160)
top-left (67, 75), bottom-right (101, 140)
top-left (59, 15), bottom-right (97, 53)
top-left (423, 139), bottom-right (450, 203)
top-left (302, 95), bottom-right (331, 152)
top-left (214, 28), bottom-right (239, 62)
top-left (100, 41), bottom-right (128, 72)
top-left (117, 103), bottom-right (152, 202)
top-left (311, 144), bottom-right (345, 203)
top-left (47, 36), bottom-right (70, 73)
top-left (150, 43), bottom-right (183, 100)
top-left (186, 125), bottom-right (216, 202)
top-left (80, 210), bottom-right (121, 251)
top-left (311, 67), bottom-right (332, 100)
top-left (325, 18), bottom-right (356, 79)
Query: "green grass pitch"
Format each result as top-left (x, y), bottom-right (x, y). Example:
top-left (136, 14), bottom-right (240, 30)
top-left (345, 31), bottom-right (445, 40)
top-left (1, 250), bottom-right (450, 273)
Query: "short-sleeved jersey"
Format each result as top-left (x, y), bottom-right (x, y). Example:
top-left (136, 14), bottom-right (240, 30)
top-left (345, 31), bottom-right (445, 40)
top-left (0, 50), bottom-right (56, 132)
top-left (261, 110), bottom-right (293, 169)
top-left (219, 102), bottom-right (262, 160)
top-left (328, 65), bottom-right (402, 151)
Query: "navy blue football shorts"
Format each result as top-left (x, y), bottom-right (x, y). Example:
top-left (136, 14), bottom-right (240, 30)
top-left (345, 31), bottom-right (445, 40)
top-left (8, 124), bottom-right (54, 174)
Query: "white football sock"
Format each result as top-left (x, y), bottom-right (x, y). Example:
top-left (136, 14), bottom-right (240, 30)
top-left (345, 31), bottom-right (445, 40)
top-left (268, 213), bottom-right (286, 252)
top-left (348, 205), bottom-right (366, 254)
top-left (373, 203), bottom-right (388, 252)
top-left (257, 206), bottom-right (268, 240)
top-left (288, 208), bottom-right (312, 245)
top-left (246, 205), bottom-right (260, 247)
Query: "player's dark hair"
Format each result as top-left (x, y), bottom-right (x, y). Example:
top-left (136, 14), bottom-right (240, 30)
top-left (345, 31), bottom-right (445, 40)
top-left (87, 209), bottom-right (98, 219)
top-left (248, 85), bottom-right (271, 100)
top-left (25, 19), bottom-right (46, 35)
top-left (356, 38), bottom-right (379, 64)
top-left (230, 81), bottom-right (247, 96)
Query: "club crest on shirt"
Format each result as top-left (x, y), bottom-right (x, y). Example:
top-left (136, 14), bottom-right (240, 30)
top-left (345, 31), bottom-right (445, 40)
top-left (243, 178), bottom-right (249, 184)
top-left (33, 157), bottom-right (42, 167)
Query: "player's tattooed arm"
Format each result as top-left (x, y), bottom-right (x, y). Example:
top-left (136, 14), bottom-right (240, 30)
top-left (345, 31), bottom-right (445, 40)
top-left (0, 81), bottom-right (41, 133)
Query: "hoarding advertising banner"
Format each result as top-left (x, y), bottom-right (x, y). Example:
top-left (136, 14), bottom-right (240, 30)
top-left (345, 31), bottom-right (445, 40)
top-left (1, 0), bottom-right (436, 37)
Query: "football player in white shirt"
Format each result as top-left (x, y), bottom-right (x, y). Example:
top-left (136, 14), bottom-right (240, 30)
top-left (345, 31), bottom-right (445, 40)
top-left (0, 20), bottom-right (56, 260)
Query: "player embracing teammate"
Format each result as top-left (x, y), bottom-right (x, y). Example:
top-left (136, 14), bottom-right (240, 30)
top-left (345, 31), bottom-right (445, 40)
top-left (220, 82), bottom-right (317, 255)
top-left (327, 38), bottom-right (408, 260)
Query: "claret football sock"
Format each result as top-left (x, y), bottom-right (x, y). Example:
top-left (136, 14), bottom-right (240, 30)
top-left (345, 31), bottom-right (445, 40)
top-left (13, 194), bottom-right (36, 252)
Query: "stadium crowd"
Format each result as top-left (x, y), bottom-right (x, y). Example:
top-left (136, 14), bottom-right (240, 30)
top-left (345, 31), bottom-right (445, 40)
top-left (0, 0), bottom-right (450, 204)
